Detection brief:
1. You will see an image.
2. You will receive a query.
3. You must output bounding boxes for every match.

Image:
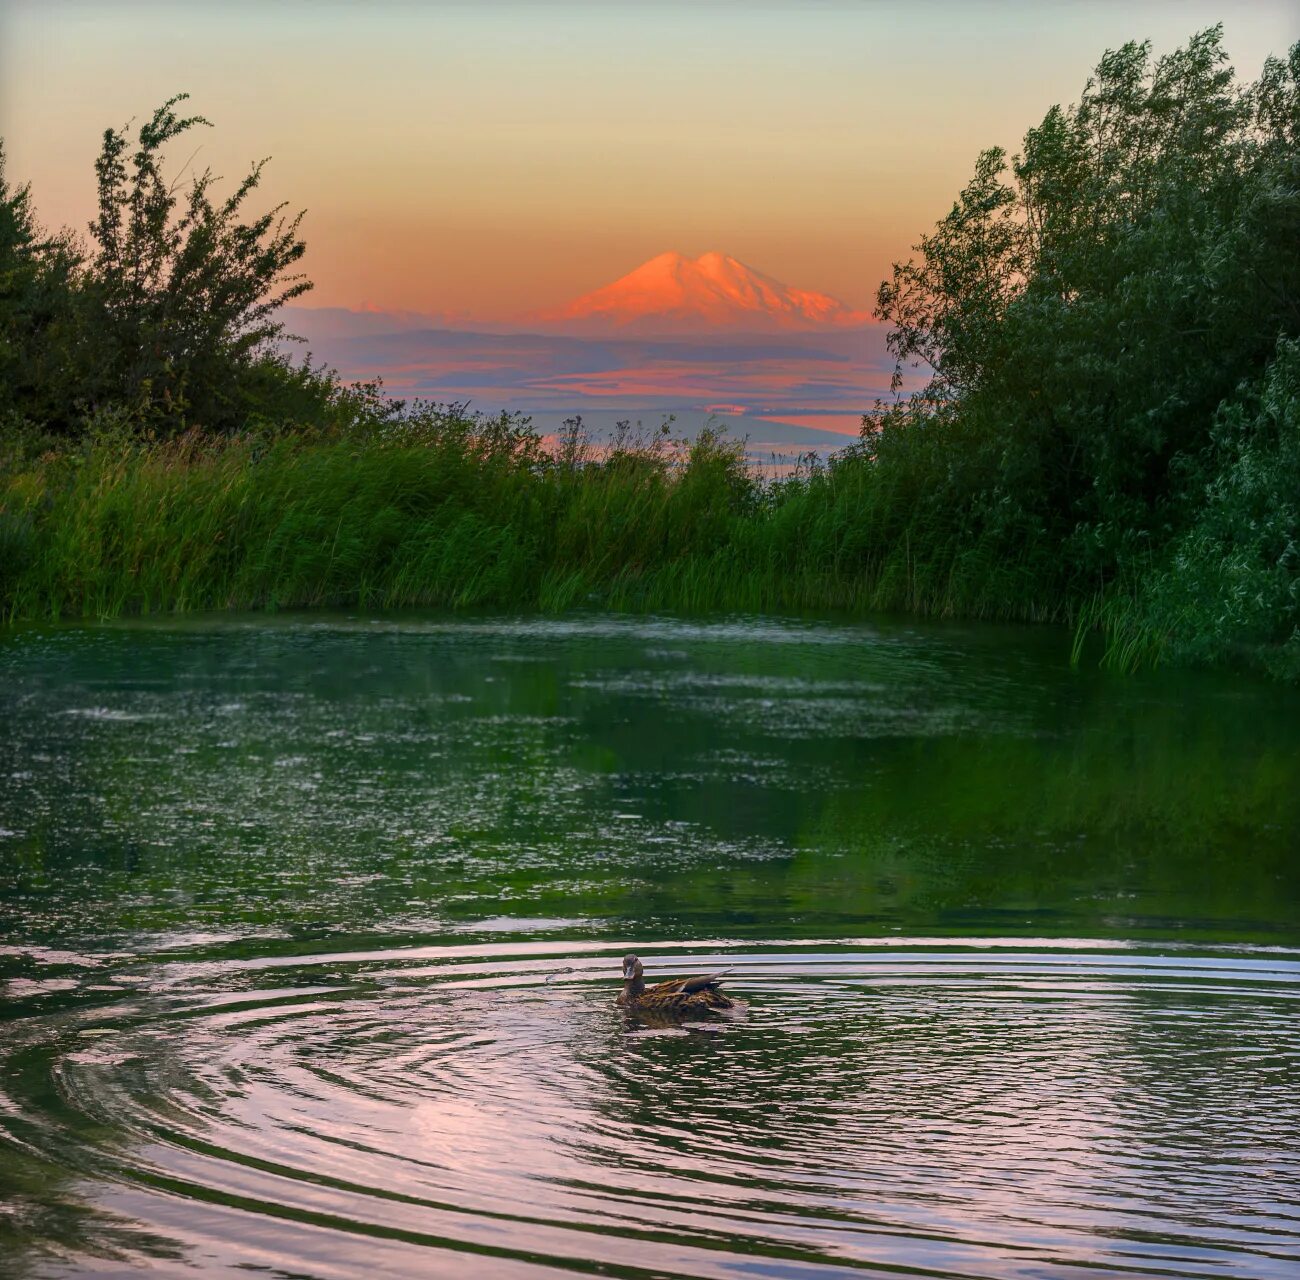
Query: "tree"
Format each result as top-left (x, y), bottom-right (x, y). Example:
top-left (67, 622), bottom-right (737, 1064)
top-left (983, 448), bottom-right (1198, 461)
top-left (873, 27), bottom-right (1300, 590)
top-left (0, 141), bottom-right (81, 427)
top-left (81, 93), bottom-right (312, 431)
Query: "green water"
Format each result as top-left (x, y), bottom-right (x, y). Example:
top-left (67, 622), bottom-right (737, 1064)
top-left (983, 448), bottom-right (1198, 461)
top-left (1, 613), bottom-right (1298, 1278)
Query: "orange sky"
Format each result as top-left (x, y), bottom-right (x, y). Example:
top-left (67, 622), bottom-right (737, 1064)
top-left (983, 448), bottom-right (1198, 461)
top-left (2, 2), bottom-right (1297, 320)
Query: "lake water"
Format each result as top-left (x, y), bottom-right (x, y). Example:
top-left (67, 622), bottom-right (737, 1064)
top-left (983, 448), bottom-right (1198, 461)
top-left (2, 612), bottom-right (1298, 1279)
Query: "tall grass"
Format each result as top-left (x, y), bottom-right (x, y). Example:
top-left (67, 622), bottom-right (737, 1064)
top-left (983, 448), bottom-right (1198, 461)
top-left (0, 408), bottom-right (1067, 628)
top-left (4, 397), bottom-right (1295, 683)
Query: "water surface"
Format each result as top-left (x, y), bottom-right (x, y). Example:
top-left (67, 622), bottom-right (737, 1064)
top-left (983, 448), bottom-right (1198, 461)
top-left (2, 612), bottom-right (1298, 1277)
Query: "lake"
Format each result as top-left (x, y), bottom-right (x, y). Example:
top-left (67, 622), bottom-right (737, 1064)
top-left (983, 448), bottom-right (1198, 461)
top-left (2, 612), bottom-right (1298, 1278)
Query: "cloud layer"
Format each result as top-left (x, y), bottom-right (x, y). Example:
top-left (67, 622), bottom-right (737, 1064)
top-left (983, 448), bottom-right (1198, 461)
top-left (286, 306), bottom-right (898, 455)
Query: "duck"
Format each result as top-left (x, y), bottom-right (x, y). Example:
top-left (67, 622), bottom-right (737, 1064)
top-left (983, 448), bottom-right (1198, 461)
top-left (617, 953), bottom-right (734, 1013)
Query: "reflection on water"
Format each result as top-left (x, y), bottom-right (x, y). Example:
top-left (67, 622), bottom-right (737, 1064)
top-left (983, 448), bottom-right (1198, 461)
top-left (3, 612), bottom-right (1298, 947)
top-left (3, 944), bottom-right (1298, 1279)
top-left (1, 612), bottom-right (1299, 1277)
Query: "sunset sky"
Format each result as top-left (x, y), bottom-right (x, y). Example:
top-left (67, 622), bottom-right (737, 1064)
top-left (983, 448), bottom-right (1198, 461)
top-left (3, 1), bottom-right (1297, 322)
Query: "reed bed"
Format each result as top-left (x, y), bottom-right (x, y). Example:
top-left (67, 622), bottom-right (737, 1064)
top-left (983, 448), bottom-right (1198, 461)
top-left (0, 414), bottom-right (1065, 628)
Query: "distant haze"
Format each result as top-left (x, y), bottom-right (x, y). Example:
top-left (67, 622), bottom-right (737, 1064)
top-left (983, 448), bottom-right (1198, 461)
top-left (285, 297), bottom-right (894, 458)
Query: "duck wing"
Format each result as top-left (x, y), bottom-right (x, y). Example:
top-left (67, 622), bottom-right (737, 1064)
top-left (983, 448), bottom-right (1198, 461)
top-left (650, 968), bottom-right (732, 996)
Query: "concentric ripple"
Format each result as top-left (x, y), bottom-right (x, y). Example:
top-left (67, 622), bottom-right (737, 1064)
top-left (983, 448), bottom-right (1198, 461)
top-left (3, 941), bottom-right (1298, 1279)
top-left (3, 613), bottom-right (1300, 1276)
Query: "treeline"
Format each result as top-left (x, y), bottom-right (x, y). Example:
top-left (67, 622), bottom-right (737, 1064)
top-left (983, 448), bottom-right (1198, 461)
top-left (1, 32), bottom-right (1298, 678)
top-left (869, 27), bottom-right (1300, 677)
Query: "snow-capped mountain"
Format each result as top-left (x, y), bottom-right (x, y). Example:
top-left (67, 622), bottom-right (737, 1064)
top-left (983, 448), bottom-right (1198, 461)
top-left (533, 251), bottom-right (871, 334)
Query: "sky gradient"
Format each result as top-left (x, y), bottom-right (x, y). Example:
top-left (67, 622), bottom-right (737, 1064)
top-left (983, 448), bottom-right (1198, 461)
top-left (3, 1), bottom-right (1297, 321)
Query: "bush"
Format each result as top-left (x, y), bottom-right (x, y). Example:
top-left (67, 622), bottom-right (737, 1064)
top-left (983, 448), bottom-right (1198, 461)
top-left (1, 95), bottom-right (314, 437)
top-left (1110, 340), bottom-right (1300, 678)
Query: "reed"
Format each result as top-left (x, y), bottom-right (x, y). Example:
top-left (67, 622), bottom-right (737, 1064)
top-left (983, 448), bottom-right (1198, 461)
top-left (0, 412), bottom-right (1066, 628)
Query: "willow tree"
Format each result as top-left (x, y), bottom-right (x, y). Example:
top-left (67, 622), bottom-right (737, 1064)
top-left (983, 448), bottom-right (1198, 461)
top-left (874, 28), bottom-right (1300, 588)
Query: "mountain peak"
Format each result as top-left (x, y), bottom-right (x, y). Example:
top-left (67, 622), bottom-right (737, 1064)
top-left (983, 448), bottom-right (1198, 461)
top-left (533, 252), bottom-right (870, 334)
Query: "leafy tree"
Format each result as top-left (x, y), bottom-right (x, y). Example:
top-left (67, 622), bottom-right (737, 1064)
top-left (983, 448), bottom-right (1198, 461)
top-left (0, 142), bottom-right (81, 427)
top-left (80, 94), bottom-right (312, 431)
top-left (873, 27), bottom-right (1300, 599)
top-left (1141, 338), bottom-right (1300, 677)
top-left (1, 95), bottom-right (318, 436)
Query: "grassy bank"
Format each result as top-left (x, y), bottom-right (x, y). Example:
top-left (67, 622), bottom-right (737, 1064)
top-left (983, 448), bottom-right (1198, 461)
top-left (2, 399), bottom-right (1297, 680)
top-left (0, 410), bottom-right (1070, 629)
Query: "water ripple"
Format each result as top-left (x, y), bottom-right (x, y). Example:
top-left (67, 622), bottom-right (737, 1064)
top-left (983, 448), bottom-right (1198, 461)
top-left (3, 941), bottom-right (1298, 1278)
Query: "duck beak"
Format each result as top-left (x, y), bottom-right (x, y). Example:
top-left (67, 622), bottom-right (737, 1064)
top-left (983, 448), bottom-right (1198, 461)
top-left (622, 960), bottom-right (636, 980)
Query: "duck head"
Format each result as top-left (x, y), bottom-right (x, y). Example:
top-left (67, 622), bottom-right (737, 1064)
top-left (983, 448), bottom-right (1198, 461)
top-left (622, 954), bottom-right (644, 982)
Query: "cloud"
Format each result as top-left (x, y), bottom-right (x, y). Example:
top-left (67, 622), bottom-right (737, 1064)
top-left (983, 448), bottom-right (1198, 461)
top-left (283, 305), bottom-right (896, 453)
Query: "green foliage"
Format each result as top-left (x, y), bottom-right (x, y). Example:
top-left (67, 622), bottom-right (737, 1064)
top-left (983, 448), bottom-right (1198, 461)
top-left (1, 95), bottom-right (312, 436)
top-left (0, 405), bottom-right (1074, 626)
top-left (875, 27), bottom-right (1300, 670)
top-left (1097, 339), bottom-right (1300, 678)
top-left (83, 95), bottom-right (310, 430)
top-left (0, 143), bottom-right (82, 428)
